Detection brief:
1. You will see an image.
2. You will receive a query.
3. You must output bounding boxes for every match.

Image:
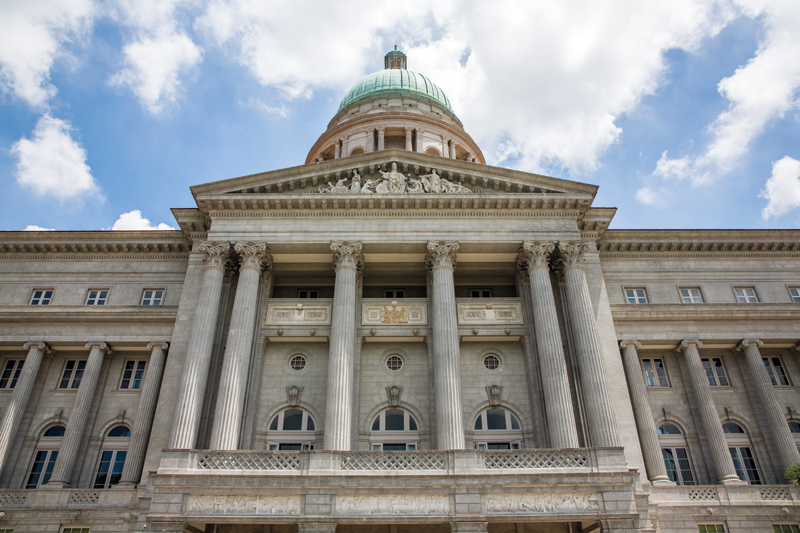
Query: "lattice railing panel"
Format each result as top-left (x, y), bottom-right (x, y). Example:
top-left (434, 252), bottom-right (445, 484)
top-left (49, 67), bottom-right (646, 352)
top-left (483, 450), bottom-right (589, 469)
top-left (687, 487), bottom-right (717, 501)
top-left (68, 491), bottom-right (99, 504)
top-left (0, 491), bottom-right (27, 505)
top-left (196, 451), bottom-right (302, 471)
top-left (760, 487), bottom-right (791, 501)
top-left (340, 452), bottom-right (446, 471)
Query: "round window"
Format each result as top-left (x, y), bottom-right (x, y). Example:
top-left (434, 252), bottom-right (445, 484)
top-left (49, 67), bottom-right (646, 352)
top-left (386, 355), bottom-right (404, 371)
top-left (483, 354), bottom-right (500, 370)
top-left (290, 355), bottom-right (307, 371)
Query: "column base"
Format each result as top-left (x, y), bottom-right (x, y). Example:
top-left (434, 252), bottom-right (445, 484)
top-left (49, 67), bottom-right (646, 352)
top-left (718, 474), bottom-right (747, 485)
top-left (115, 481), bottom-right (137, 489)
top-left (42, 479), bottom-right (69, 489)
top-left (650, 475), bottom-right (676, 486)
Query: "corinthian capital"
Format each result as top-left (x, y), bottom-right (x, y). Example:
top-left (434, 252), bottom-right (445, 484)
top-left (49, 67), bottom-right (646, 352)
top-left (557, 241), bottom-right (590, 268)
top-left (517, 241), bottom-right (556, 271)
top-left (197, 241), bottom-right (230, 270)
top-left (331, 241), bottom-right (364, 271)
top-left (234, 241), bottom-right (272, 272)
top-left (425, 241), bottom-right (459, 270)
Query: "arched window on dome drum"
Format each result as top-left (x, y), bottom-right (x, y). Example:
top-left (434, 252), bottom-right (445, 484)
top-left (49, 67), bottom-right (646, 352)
top-left (722, 422), bottom-right (761, 484)
top-left (657, 423), bottom-right (695, 485)
top-left (349, 147), bottom-right (365, 157)
top-left (370, 408), bottom-right (419, 451)
top-left (425, 147), bottom-right (441, 156)
top-left (473, 408), bottom-right (523, 450)
top-left (25, 424), bottom-right (65, 488)
top-left (267, 408), bottom-right (316, 451)
top-left (93, 424), bottom-right (130, 488)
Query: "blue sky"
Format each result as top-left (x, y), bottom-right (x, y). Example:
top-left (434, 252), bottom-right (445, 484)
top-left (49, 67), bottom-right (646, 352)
top-left (1, 0), bottom-right (799, 232)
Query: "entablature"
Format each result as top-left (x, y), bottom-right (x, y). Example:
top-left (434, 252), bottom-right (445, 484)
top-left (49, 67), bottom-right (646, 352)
top-left (599, 229), bottom-right (800, 258)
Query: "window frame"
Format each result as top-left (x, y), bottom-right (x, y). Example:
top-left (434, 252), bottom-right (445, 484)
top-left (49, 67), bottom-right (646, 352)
top-left (370, 408), bottom-right (420, 449)
top-left (763, 356), bottom-right (791, 387)
top-left (700, 357), bottom-right (730, 387)
top-left (119, 360), bottom-right (148, 390)
top-left (24, 424), bottom-right (65, 489)
top-left (297, 288), bottom-right (320, 299)
top-left (85, 289), bottom-right (109, 306)
top-left (773, 524), bottom-right (800, 533)
top-left (0, 359), bottom-right (25, 389)
top-left (697, 525), bottom-right (726, 533)
top-left (789, 287), bottom-right (800, 303)
top-left (733, 286), bottom-right (759, 303)
top-left (92, 425), bottom-right (130, 489)
top-left (59, 359), bottom-right (87, 389)
top-left (723, 422), bottom-right (762, 485)
top-left (679, 287), bottom-right (704, 304)
top-left (469, 288), bottom-right (492, 298)
top-left (641, 358), bottom-right (670, 388)
top-left (624, 287), bottom-right (648, 304)
top-left (473, 407), bottom-right (524, 449)
top-left (383, 288), bottom-right (406, 299)
top-left (658, 424), bottom-right (696, 486)
top-left (29, 288), bottom-right (54, 305)
top-left (140, 288), bottom-right (165, 306)
top-left (266, 408), bottom-right (317, 450)
top-left (61, 528), bottom-right (91, 533)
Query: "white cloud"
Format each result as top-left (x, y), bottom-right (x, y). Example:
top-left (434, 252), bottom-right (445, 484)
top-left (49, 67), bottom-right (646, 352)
top-left (636, 187), bottom-right (658, 205)
top-left (109, 210), bottom-right (175, 230)
top-left (11, 114), bottom-right (100, 201)
top-left (24, 225), bottom-right (56, 231)
top-left (760, 156), bottom-right (800, 219)
top-left (108, 0), bottom-right (203, 114)
top-left (0, 0), bottom-right (95, 108)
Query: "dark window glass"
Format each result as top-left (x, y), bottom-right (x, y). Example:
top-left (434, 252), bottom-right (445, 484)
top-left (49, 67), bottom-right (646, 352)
top-left (282, 409), bottom-right (303, 431)
top-left (385, 409), bottom-right (404, 431)
top-left (474, 416), bottom-right (482, 430)
top-left (658, 423), bottom-right (682, 435)
top-left (107, 425), bottom-right (131, 437)
top-left (487, 443), bottom-right (510, 449)
top-left (306, 417), bottom-right (315, 431)
top-left (510, 414), bottom-right (520, 430)
top-left (269, 416), bottom-right (279, 431)
top-left (26, 450), bottom-right (58, 488)
top-left (486, 408), bottom-right (507, 430)
top-left (409, 416), bottom-right (417, 431)
top-left (43, 425), bottom-right (65, 437)
top-left (382, 444), bottom-right (408, 451)
top-left (722, 423), bottom-right (745, 434)
top-left (372, 417), bottom-right (380, 431)
top-left (279, 443), bottom-right (302, 450)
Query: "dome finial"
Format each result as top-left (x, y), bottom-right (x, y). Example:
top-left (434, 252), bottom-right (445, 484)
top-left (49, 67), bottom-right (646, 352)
top-left (385, 48), bottom-right (407, 70)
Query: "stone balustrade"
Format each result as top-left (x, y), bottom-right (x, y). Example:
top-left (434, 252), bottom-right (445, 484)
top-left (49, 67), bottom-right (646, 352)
top-left (0, 488), bottom-right (137, 509)
top-left (650, 484), bottom-right (799, 504)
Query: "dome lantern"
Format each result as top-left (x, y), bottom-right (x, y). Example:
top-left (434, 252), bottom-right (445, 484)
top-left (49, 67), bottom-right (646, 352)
top-left (385, 46), bottom-right (407, 70)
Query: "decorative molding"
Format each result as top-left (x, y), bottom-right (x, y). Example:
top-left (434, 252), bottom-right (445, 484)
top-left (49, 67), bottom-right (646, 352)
top-left (266, 304), bottom-right (332, 326)
top-left (233, 241), bottom-right (272, 271)
top-left (147, 341), bottom-right (169, 351)
top-left (517, 241), bottom-right (555, 272)
top-left (187, 494), bottom-right (300, 515)
top-left (486, 492), bottom-right (599, 514)
top-left (611, 304), bottom-right (800, 322)
top-left (386, 386), bottom-right (403, 407)
top-left (286, 386), bottom-right (303, 407)
top-left (198, 241), bottom-right (230, 270)
top-left (557, 241), bottom-right (590, 268)
top-left (0, 241), bottom-right (189, 255)
top-left (486, 385), bottom-right (503, 406)
top-left (619, 340), bottom-right (641, 349)
top-left (336, 494), bottom-right (448, 515)
top-left (457, 303), bottom-right (523, 325)
top-left (362, 302), bottom-right (427, 325)
top-left (23, 341), bottom-right (52, 354)
top-left (331, 241), bottom-right (364, 271)
top-left (425, 241), bottom-right (458, 270)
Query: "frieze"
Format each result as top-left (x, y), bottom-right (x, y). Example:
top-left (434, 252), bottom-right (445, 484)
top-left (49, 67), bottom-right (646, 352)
top-left (266, 304), bottom-right (331, 325)
top-left (336, 494), bottom-right (449, 515)
top-left (362, 302), bottom-right (427, 326)
top-left (187, 494), bottom-right (300, 515)
top-left (486, 492), bottom-right (599, 514)
top-left (457, 303), bottom-right (523, 325)
top-left (314, 164), bottom-right (472, 195)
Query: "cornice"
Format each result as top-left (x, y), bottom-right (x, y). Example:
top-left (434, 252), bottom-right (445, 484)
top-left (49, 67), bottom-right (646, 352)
top-left (0, 231), bottom-right (190, 257)
top-left (610, 303), bottom-right (800, 322)
top-left (0, 306), bottom-right (178, 322)
top-left (599, 229), bottom-right (800, 257)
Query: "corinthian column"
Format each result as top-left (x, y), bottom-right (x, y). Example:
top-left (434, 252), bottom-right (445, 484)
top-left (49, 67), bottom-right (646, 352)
top-left (426, 241), bottom-right (465, 450)
top-left (517, 242), bottom-right (578, 448)
top-left (377, 128), bottom-right (385, 151)
top-left (365, 130), bottom-right (375, 153)
top-left (323, 241), bottom-right (363, 450)
top-left (619, 340), bottom-right (672, 485)
top-left (678, 340), bottom-right (742, 484)
top-left (334, 140), bottom-right (341, 159)
top-left (405, 128), bottom-right (413, 151)
top-left (119, 342), bottom-right (168, 486)
top-left (738, 339), bottom-right (800, 472)
top-left (0, 341), bottom-right (51, 476)
top-left (448, 140), bottom-right (456, 159)
top-left (558, 241), bottom-right (619, 448)
top-left (210, 242), bottom-right (271, 450)
top-left (47, 342), bottom-right (111, 487)
top-left (169, 241), bottom-right (230, 449)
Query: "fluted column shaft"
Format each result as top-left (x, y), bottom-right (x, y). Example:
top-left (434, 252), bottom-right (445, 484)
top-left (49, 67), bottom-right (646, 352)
top-left (377, 128), bottom-right (385, 151)
top-left (620, 340), bottom-right (672, 484)
top-left (559, 242), bottom-right (619, 448)
top-left (739, 339), bottom-right (800, 472)
top-left (405, 128), bottom-right (413, 151)
top-left (169, 242), bottom-right (229, 449)
top-left (210, 242), bottom-right (271, 450)
top-left (518, 242), bottom-right (578, 448)
top-left (448, 140), bottom-right (456, 159)
top-left (679, 340), bottom-right (742, 484)
top-left (334, 141), bottom-right (341, 159)
top-left (0, 342), bottom-right (50, 476)
top-left (323, 241), bottom-right (362, 450)
top-left (119, 342), bottom-right (168, 486)
top-left (427, 241), bottom-right (465, 450)
top-left (47, 342), bottom-right (109, 487)
top-left (365, 130), bottom-right (374, 153)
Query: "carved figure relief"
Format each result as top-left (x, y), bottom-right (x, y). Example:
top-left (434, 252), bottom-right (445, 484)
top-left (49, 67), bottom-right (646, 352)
top-left (286, 386), bottom-right (303, 407)
top-left (187, 494), bottom-right (300, 515)
top-left (486, 492), bottom-right (599, 514)
top-left (313, 164), bottom-right (473, 194)
top-left (362, 303), bottom-right (426, 325)
top-left (266, 303), bottom-right (331, 325)
top-left (457, 303), bottom-right (523, 325)
top-left (336, 494), bottom-right (449, 515)
top-left (386, 385), bottom-right (403, 407)
top-left (381, 301), bottom-right (408, 324)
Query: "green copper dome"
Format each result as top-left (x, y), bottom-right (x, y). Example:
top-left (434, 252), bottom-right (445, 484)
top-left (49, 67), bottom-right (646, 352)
top-left (336, 69), bottom-right (455, 115)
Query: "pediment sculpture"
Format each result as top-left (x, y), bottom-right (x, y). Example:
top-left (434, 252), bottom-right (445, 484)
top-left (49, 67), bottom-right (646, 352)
top-left (314, 163), bottom-right (473, 194)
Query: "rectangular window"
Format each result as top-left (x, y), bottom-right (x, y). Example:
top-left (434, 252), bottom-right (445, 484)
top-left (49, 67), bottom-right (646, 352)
top-left (25, 449), bottom-right (58, 488)
top-left (729, 446), bottom-right (761, 484)
top-left (30, 289), bottom-right (53, 305)
top-left (62, 529), bottom-right (90, 533)
top-left (0, 359), bottom-right (24, 389)
top-left (774, 525), bottom-right (800, 533)
top-left (701, 358), bottom-right (729, 387)
top-left (625, 288), bottom-right (648, 304)
top-left (789, 288), bottom-right (800, 303)
top-left (642, 358), bottom-right (669, 387)
top-left (119, 360), bottom-right (147, 390)
top-left (297, 289), bottom-right (319, 299)
top-left (662, 447), bottom-right (695, 485)
top-left (698, 526), bottom-right (726, 533)
top-left (680, 288), bottom-right (703, 303)
top-left (85, 289), bottom-right (108, 305)
top-left (140, 289), bottom-right (164, 305)
top-left (764, 357), bottom-right (791, 386)
top-left (734, 287), bottom-right (758, 303)
top-left (59, 360), bottom-right (87, 389)
top-left (470, 289), bottom-right (492, 298)
top-left (93, 450), bottom-right (127, 488)
top-left (384, 288), bottom-right (406, 298)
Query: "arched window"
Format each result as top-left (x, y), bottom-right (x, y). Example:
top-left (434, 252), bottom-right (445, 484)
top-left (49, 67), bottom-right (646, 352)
top-left (723, 422), bottom-right (761, 484)
top-left (25, 424), bottom-right (65, 488)
top-left (349, 147), bottom-right (365, 156)
top-left (657, 423), bottom-right (695, 485)
top-left (267, 408), bottom-right (316, 450)
top-left (473, 407), bottom-right (523, 450)
top-left (93, 425), bottom-right (130, 488)
top-left (370, 408), bottom-right (419, 450)
top-left (789, 421), bottom-right (800, 454)
top-left (425, 147), bottom-right (441, 156)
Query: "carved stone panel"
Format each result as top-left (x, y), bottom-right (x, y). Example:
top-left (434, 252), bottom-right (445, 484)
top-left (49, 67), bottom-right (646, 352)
top-left (336, 494), bottom-right (449, 515)
top-left (485, 493), bottom-right (599, 514)
top-left (457, 303), bottom-right (523, 325)
top-left (187, 494), bottom-right (300, 515)
top-left (266, 304), bottom-right (332, 325)
top-left (362, 302), bottom-right (427, 326)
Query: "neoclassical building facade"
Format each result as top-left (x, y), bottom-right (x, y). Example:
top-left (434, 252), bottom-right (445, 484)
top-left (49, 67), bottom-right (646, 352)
top-left (1, 50), bottom-right (800, 533)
